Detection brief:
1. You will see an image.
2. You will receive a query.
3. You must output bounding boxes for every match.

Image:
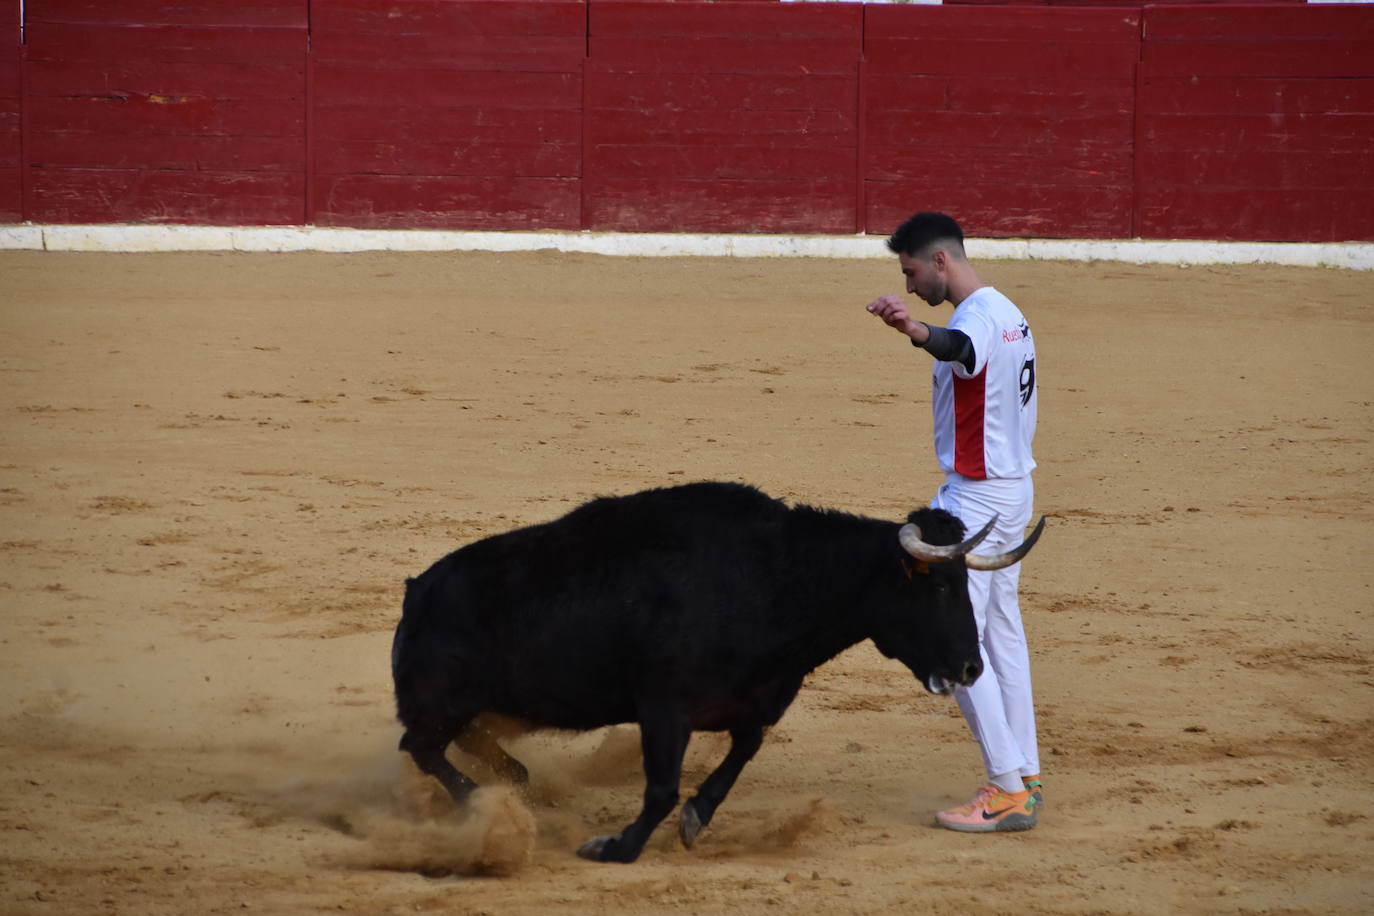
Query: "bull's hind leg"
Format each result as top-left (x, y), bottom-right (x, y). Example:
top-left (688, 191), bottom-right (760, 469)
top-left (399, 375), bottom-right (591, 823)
top-left (679, 724), bottom-right (764, 848)
top-left (399, 724), bottom-right (479, 804)
top-left (577, 701), bottom-right (691, 864)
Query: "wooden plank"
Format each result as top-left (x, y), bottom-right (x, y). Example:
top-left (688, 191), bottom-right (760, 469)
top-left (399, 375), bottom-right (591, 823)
top-left (866, 38), bottom-right (1137, 80)
top-left (312, 174), bottom-right (581, 230)
top-left (317, 139), bottom-right (580, 178)
top-left (866, 111), bottom-right (1132, 150)
top-left (25, 0), bottom-right (308, 28)
top-left (26, 132), bottom-right (303, 171)
top-left (0, 52), bottom-right (16, 98)
top-left (1139, 76), bottom-right (1374, 116)
top-left (867, 145), bottom-right (1133, 186)
top-left (0, 167), bottom-right (18, 221)
top-left (313, 66), bottom-right (581, 110)
top-left (311, 0), bottom-right (584, 68)
top-left (25, 22), bottom-right (307, 63)
top-left (584, 176), bottom-right (856, 233)
top-left (588, 107), bottom-right (856, 148)
top-left (27, 168), bottom-right (305, 224)
top-left (1, 0), bottom-right (16, 49)
top-left (945, 79), bottom-right (1135, 115)
top-left (1, 0), bottom-right (17, 99)
top-left (1137, 186), bottom-right (1374, 242)
top-left (865, 182), bottom-right (1134, 239)
top-left (25, 60), bottom-right (305, 100)
top-left (315, 105), bottom-right (581, 145)
top-left (588, 71), bottom-right (856, 112)
top-left (590, 1), bottom-right (861, 39)
top-left (0, 102), bottom-right (17, 168)
top-left (1144, 4), bottom-right (1374, 41)
top-left (866, 76), bottom-right (1134, 114)
top-left (1142, 40), bottom-right (1374, 78)
top-left (1140, 112), bottom-right (1374, 153)
top-left (587, 144), bottom-right (854, 181)
top-left (28, 96), bottom-right (304, 137)
top-left (311, 33), bottom-right (584, 70)
top-left (312, 0), bottom-right (585, 39)
top-left (865, 4), bottom-right (1140, 42)
top-left (1139, 147), bottom-right (1374, 190)
top-left (589, 37), bottom-right (858, 75)
top-left (848, 76), bottom-right (947, 114)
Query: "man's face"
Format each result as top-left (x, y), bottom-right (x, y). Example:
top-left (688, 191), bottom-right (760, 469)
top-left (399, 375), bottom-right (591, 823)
top-left (899, 251), bottom-right (948, 307)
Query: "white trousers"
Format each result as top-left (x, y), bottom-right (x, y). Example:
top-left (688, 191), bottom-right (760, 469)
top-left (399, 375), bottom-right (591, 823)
top-left (932, 474), bottom-right (1040, 782)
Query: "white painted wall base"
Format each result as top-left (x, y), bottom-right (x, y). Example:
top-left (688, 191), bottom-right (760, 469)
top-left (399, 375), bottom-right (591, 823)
top-left (1, 224), bottom-right (1370, 269)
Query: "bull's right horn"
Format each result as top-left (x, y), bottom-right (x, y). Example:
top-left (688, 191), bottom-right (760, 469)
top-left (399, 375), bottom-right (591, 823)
top-left (898, 515), bottom-right (997, 563)
top-left (965, 516), bottom-right (1048, 571)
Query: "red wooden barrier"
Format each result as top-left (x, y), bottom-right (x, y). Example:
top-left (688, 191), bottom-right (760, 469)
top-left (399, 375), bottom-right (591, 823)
top-left (1138, 4), bottom-right (1374, 242)
top-left (584, 0), bottom-right (861, 233)
top-left (863, 4), bottom-right (1140, 240)
top-left (0, 0), bottom-right (18, 221)
top-left (22, 0), bottom-right (307, 225)
top-left (7, 1), bottom-right (1374, 242)
top-left (310, 0), bottom-right (584, 230)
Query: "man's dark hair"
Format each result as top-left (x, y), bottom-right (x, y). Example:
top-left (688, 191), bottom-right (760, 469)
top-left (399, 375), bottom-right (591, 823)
top-left (886, 211), bottom-right (966, 259)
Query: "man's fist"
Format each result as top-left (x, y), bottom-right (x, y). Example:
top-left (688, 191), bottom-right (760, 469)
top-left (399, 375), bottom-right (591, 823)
top-left (866, 295), bottom-right (924, 342)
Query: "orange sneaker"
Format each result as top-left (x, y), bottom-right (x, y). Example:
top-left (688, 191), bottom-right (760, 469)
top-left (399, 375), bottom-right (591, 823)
top-left (935, 784), bottom-right (1038, 833)
top-left (1023, 776), bottom-right (1044, 811)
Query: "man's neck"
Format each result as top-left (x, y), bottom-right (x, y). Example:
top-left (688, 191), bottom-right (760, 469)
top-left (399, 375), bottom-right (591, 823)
top-left (947, 265), bottom-right (986, 307)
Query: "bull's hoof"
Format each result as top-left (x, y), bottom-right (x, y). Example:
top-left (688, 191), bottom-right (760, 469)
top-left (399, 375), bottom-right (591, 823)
top-left (679, 801), bottom-right (705, 848)
top-left (576, 833), bottom-right (639, 863)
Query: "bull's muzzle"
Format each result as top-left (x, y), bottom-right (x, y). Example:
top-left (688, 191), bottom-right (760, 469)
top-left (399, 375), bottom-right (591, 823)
top-left (924, 656), bottom-right (982, 695)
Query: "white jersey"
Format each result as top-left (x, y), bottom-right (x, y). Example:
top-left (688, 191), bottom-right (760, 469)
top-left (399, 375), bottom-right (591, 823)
top-left (930, 287), bottom-right (1037, 480)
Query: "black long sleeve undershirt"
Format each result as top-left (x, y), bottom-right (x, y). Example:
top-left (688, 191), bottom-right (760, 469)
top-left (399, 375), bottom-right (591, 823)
top-left (913, 323), bottom-right (975, 374)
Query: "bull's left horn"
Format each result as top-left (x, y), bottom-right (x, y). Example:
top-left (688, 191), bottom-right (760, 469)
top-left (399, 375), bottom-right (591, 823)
top-left (899, 515), bottom-right (997, 562)
top-left (964, 516), bottom-right (1048, 571)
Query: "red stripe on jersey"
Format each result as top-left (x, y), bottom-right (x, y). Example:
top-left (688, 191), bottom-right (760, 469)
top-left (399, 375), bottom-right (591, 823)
top-left (953, 370), bottom-right (987, 479)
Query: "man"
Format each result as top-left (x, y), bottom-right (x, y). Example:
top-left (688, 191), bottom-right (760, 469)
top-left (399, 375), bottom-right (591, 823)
top-left (865, 211), bottom-right (1042, 833)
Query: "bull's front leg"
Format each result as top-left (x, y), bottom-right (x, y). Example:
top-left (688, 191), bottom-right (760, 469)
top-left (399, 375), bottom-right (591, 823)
top-left (577, 701), bottom-right (690, 863)
top-left (679, 724), bottom-right (764, 848)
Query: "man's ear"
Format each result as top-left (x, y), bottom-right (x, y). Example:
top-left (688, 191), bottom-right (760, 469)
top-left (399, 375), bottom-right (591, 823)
top-left (931, 248), bottom-right (948, 271)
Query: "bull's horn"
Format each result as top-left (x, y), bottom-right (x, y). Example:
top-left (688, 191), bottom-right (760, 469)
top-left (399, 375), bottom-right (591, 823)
top-left (965, 516), bottom-right (1048, 571)
top-left (898, 515), bottom-right (997, 562)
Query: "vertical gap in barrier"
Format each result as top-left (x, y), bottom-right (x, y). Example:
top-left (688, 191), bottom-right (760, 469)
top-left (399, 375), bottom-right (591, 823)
top-left (579, 49), bottom-right (590, 230)
top-left (303, 1), bottom-right (314, 226)
top-left (1130, 11), bottom-right (1145, 240)
top-left (18, 39), bottom-right (29, 223)
top-left (856, 57), bottom-right (867, 236)
top-left (855, 3), bottom-right (867, 236)
top-left (305, 48), bottom-right (315, 226)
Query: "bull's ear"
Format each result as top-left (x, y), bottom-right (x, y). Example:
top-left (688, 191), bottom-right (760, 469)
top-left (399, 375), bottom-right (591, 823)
top-left (900, 557), bottom-right (931, 579)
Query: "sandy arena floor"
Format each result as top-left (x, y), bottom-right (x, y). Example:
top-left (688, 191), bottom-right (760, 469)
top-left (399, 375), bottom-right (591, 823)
top-left (1, 249), bottom-right (1371, 915)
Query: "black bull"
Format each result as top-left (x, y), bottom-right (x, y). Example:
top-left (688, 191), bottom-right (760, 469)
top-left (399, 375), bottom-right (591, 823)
top-left (391, 481), bottom-right (1044, 863)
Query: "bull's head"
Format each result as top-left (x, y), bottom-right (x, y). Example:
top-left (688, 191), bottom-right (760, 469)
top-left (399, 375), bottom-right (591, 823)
top-left (875, 511), bottom-right (1046, 696)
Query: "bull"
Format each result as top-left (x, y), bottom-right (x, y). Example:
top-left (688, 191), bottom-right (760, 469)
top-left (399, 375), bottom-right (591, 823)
top-left (391, 481), bottom-right (1044, 863)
